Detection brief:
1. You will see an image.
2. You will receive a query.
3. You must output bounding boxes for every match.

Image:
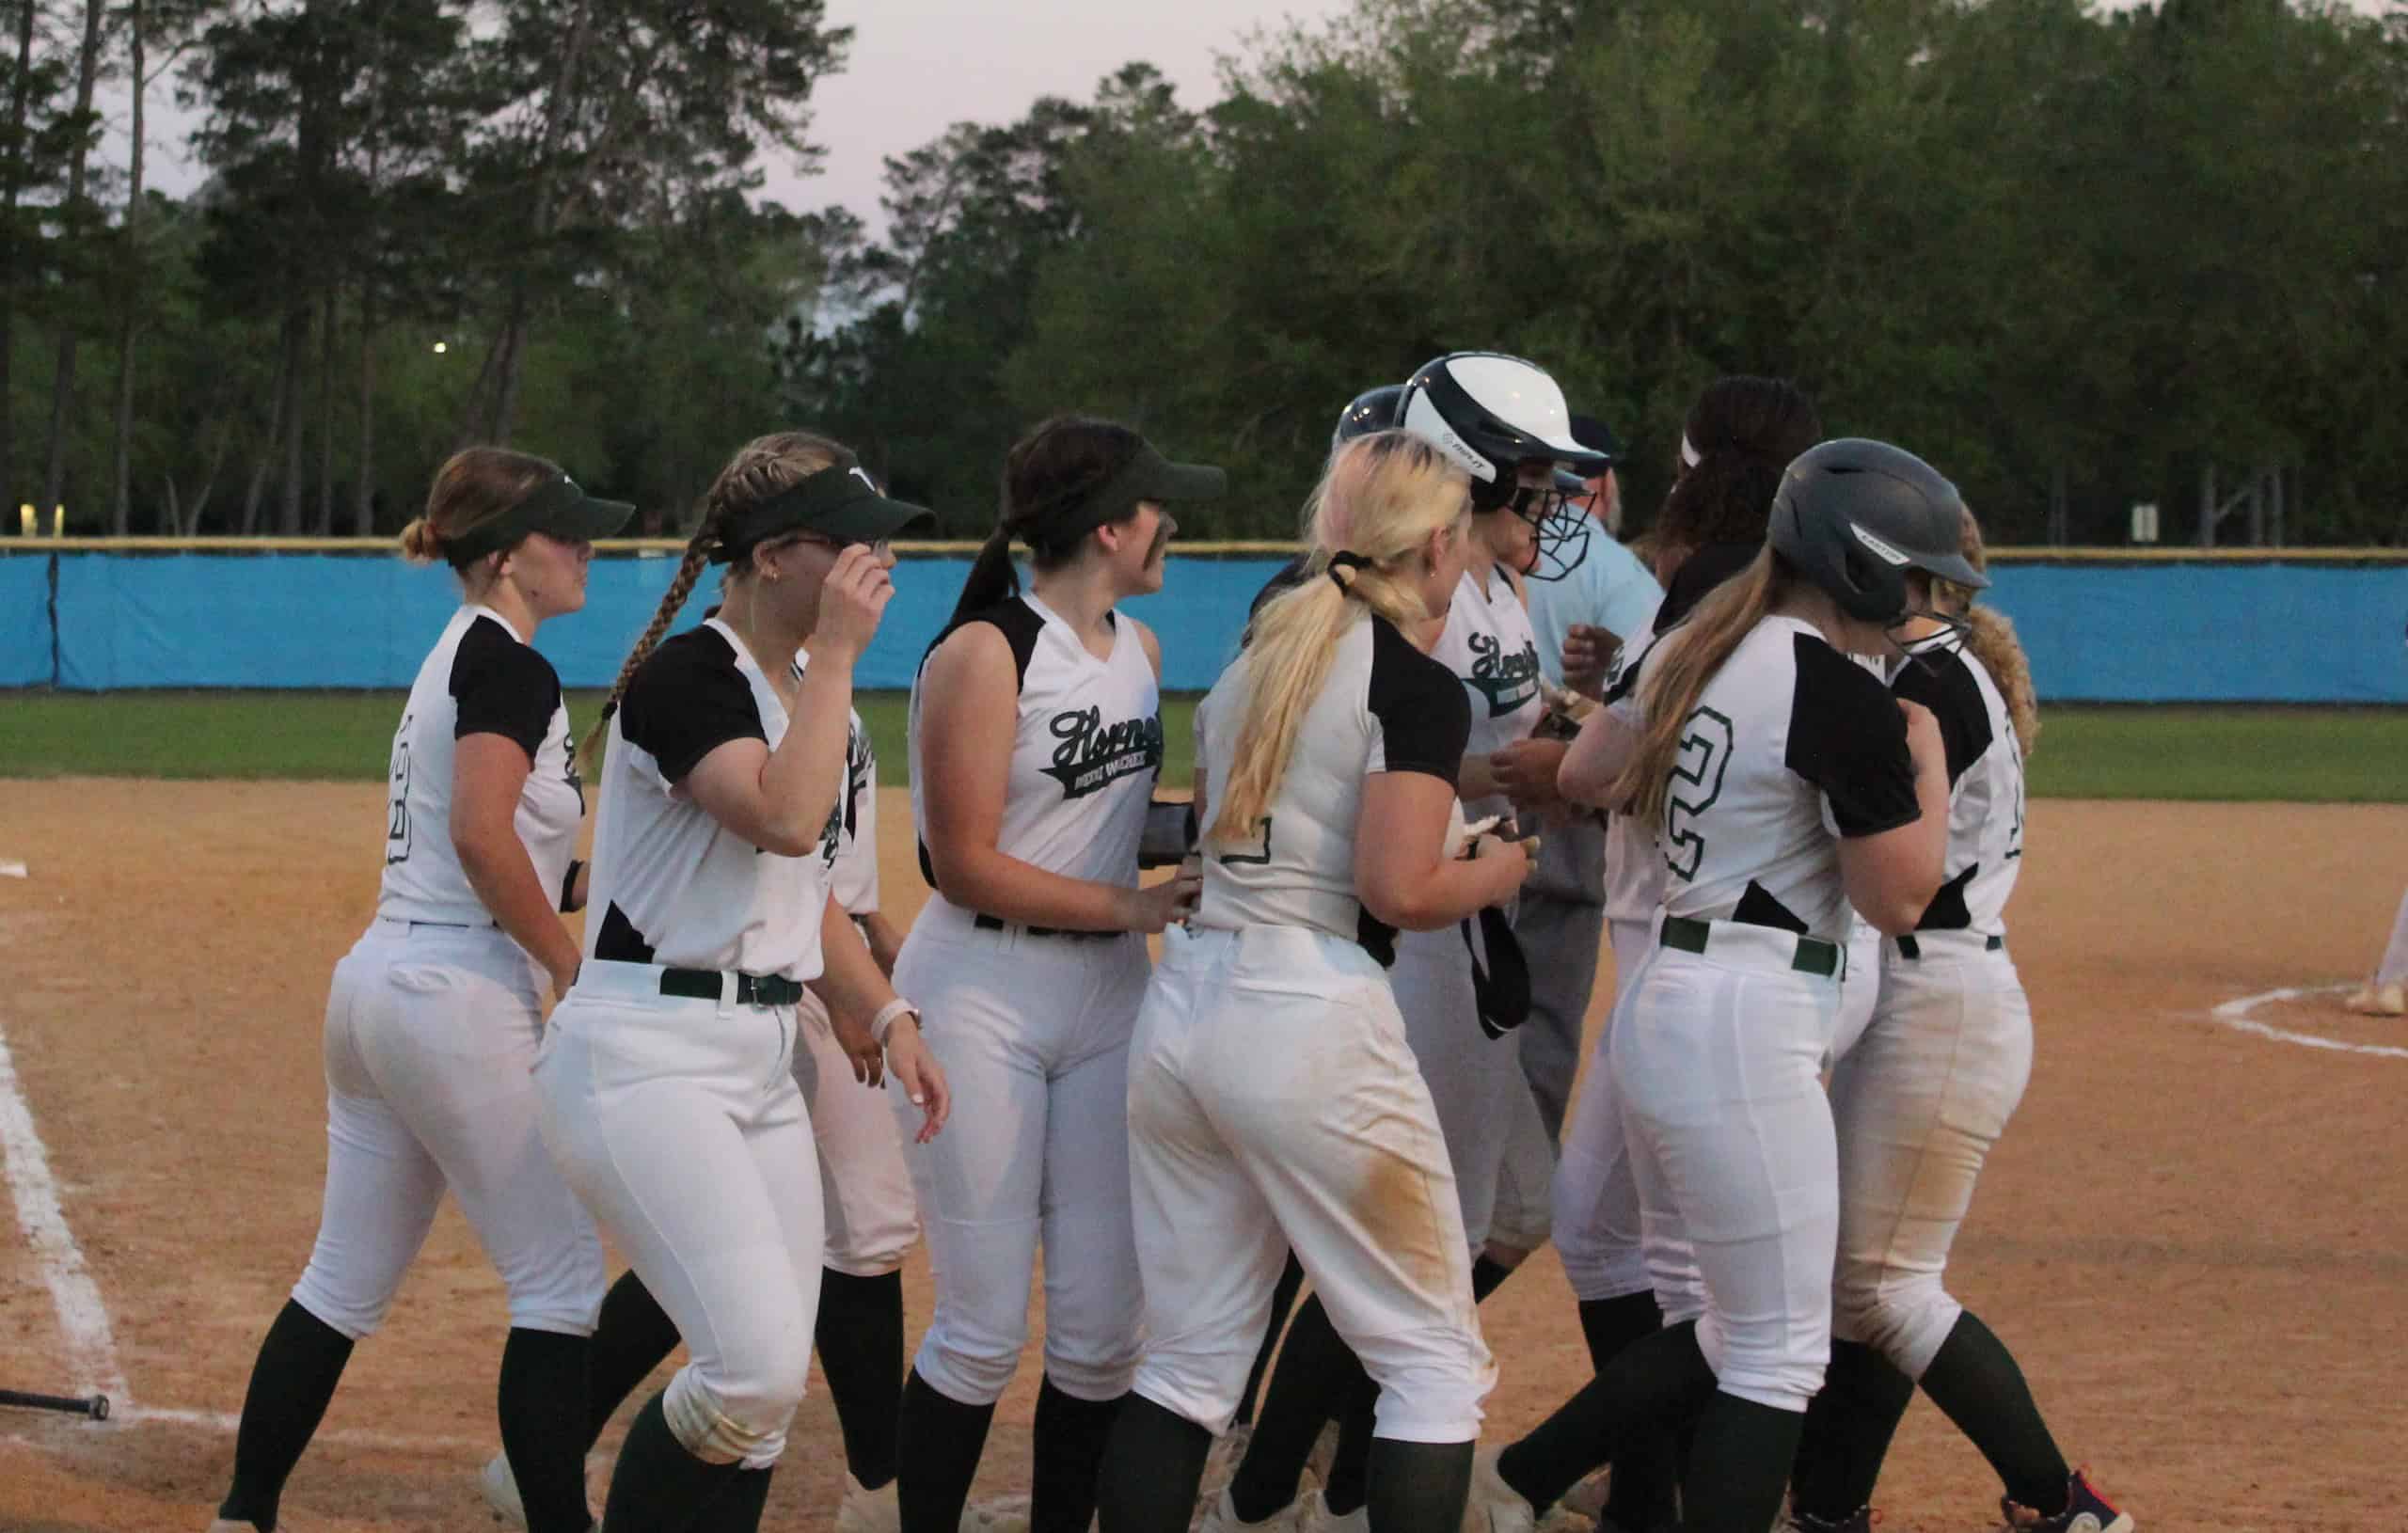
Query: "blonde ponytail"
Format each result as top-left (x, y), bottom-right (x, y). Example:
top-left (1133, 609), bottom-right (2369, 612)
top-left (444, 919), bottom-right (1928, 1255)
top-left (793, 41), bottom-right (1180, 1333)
top-left (1607, 548), bottom-right (1782, 825)
top-left (1211, 432), bottom-right (1467, 842)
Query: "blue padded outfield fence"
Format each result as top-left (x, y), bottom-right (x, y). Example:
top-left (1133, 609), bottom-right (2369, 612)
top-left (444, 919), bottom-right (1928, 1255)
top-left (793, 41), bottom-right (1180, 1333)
top-left (3, 540), bottom-right (2404, 703)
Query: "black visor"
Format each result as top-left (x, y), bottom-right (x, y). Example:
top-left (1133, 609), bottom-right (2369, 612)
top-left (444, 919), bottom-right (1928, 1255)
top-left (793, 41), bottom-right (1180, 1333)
top-left (1054, 444), bottom-right (1228, 542)
top-left (714, 462), bottom-right (936, 563)
top-left (442, 473), bottom-right (635, 566)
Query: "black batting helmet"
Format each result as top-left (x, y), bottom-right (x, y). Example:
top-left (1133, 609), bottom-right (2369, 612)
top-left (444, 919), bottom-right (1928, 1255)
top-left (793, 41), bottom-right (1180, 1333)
top-left (1331, 385), bottom-right (1405, 451)
top-left (1766, 439), bottom-right (1987, 624)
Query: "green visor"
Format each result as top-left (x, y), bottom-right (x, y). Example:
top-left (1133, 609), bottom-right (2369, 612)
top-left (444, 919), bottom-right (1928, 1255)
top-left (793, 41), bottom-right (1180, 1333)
top-left (714, 463), bottom-right (936, 562)
top-left (443, 473), bottom-right (635, 565)
top-left (1059, 444), bottom-right (1228, 540)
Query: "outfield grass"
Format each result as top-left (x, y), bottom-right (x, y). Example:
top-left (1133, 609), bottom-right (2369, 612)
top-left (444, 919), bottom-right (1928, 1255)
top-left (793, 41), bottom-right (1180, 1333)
top-left (0, 691), bottom-right (2400, 801)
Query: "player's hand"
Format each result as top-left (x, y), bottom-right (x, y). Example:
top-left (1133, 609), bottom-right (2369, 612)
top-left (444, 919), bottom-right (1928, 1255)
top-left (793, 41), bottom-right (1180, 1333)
top-left (1896, 697), bottom-right (1944, 773)
top-left (882, 1016), bottom-right (950, 1143)
top-left (832, 1005), bottom-right (885, 1087)
top-left (1561, 623), bottom-right (1623, 698)
top-left (1491, 737), bottom-right (1570, 812)
top-left (1121, 866), bottom-right (1203, 934)
top-left (1468, 830), bottom-right (1538, 895)
top-left (812, 544), bottom-right (895, 662)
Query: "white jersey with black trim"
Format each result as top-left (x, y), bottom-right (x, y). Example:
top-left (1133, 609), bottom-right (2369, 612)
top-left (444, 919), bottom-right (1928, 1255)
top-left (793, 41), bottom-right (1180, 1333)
top-left (1428, 565), bottom-right (1543, 824)
top-left (1608, 614), bottom-right (1919, 941)
top-left (1193, 611), bottom-right (1471, 966)
top-left (793, 650), bottom-right (880, 917)
top-left (1889, 642), bottom-right (2023, 938)
top-left (907, 593), bottom-right (1163, 905)
top-left (379, 604), bottom-right (582, 926)
top-left (585, 618), bottom-right (836, 981)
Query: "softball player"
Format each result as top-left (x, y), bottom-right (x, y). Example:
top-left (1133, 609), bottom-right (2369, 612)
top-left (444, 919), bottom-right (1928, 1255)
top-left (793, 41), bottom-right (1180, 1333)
top-left (1096, 429), bottom-right (1534, 1533)
top-left (477, 641), bottom-right (927, 1533)
top-left (1216, 356), bottom-right (1609, 1533)
top-left (890, 417), bottom-right (1219, 1533)
top-left (1783, 514), bottom-right (2131, 1533)
top-left (530, 433), bottom-right (948, 1533)
top-left (208, 450), bottom-right (627, 1533)
top-left (1466, 439), bottom-right (1967, 1533)
top-left (1533, 377), bottom-right (1825, 1533)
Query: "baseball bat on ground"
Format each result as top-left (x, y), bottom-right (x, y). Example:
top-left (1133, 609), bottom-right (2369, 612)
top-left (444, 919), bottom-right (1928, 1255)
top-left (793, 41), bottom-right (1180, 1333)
top-left (0, 1387), bottom-right (110, 1419)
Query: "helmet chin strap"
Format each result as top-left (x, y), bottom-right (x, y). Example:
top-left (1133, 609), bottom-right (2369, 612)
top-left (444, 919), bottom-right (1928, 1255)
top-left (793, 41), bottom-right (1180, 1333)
top-left (1887, 607), bottom-right (1972, 673)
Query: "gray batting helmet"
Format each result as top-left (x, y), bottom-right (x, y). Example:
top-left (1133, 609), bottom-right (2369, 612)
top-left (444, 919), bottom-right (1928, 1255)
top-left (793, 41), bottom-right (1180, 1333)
top-left (1766, 439), bottom-right (1987, 624)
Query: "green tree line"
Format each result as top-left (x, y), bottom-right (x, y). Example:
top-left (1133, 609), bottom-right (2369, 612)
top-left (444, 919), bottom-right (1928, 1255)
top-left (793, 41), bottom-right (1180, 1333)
top-left (5, 0), bottom-right (2404, 545)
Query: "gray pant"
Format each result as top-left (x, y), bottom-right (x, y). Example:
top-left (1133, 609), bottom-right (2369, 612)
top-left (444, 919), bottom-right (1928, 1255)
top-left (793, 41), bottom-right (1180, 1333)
top-left (1513, 814), bottom-right (1608, 1145)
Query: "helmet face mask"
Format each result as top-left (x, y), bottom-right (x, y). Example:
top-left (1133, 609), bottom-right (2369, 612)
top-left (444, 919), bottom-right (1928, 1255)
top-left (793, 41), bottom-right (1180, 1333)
top-left (1508, 480), bottom-right (1592, 583)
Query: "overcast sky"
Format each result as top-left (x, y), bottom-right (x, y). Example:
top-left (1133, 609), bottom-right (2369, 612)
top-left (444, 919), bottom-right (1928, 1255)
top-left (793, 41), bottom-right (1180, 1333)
top-left (109, 0), bottom-right (2389, 227)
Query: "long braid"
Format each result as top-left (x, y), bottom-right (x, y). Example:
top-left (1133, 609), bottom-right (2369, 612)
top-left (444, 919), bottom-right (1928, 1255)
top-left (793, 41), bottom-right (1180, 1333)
top-left (579, 496), bottom-right (728, 765)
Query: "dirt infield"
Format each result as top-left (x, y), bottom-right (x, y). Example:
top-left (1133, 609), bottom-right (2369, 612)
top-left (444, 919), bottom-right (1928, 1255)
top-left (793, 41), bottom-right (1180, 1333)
top-left (0, 779), bottom-right (2403, 1532)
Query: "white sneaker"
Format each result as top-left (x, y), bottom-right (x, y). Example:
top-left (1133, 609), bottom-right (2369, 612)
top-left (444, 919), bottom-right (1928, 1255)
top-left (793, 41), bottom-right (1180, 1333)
top-left (1466, 1446), bottom-right (1536, 1533)
top-left (2345, 982), bottom-right (2407, 1017)
top-left (480, 1452), bottom-right (528, 1528)
top-left (836, 1476), bottom-right (902, 1533)
top-left (1198, 1486), bottom-right (1300, 1533)
top-left (961, 1494), bottom-right (1032, 1533)
top-left (1302, 1491), bottom-right (1367, 1533)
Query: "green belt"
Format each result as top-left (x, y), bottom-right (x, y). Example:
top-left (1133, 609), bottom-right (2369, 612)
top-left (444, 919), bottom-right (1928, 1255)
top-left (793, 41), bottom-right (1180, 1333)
top-left (1658, 915), bottom-right (1841, 979)
top-left (658, 967), bottom-right (805, 1008)
top-left (1893, 933), bottom-right (2004, 960)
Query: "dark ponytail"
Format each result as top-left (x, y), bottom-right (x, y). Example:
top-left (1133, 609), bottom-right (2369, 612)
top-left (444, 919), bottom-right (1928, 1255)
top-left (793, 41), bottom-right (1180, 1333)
top-left (949, 415), bottom-right (1149, 625)
top-left (1656, 376), bottom-right (1822, 552)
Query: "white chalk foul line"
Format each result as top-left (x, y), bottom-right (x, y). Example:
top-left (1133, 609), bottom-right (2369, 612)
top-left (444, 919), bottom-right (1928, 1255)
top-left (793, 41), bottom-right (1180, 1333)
top-left (0, 1022), bottom-right (130, 1403)
top-left (2209, 984), bottom-right (2408, 1059)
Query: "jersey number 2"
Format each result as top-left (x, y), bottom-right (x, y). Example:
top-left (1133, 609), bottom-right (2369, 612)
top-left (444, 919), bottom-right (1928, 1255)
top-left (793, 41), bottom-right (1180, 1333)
top-left (1217, 814), bottom-right (1275, 865)
top-left (1663, 707), bottom-right (1734, 881)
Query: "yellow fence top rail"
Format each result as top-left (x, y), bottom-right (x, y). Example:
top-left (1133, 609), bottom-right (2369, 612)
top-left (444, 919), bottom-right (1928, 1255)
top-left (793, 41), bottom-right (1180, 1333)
top-left (4, 536), bottom-right (2406, 562)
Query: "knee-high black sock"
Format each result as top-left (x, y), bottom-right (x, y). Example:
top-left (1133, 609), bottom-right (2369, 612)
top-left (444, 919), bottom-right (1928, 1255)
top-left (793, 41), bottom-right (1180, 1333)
top-left (1680, 1392), bottom-right (1805, 1533)
top-left (1362, 1439), bottom-right (1472, 1533)
top-left (1235, 1252), bottom-right (1307, 1429)
top-left (1322, 1254), bottom-right (1517, 1516)
top-left (1230, 1295), bottom-right (1366, 1522)
top-left (499, 1327), bottom-right (596, 1533)
top-left (895, 1367), bottom-right (998, 1533)
top-left (218, 1299), bottom-right (356, 1531)
top-left (1788, 1340), bottom-right (1914, 1523)
top-left (699, 1464), bottom-right (776, 1533)
top-left (1916, 1311), bottom-right (2070, 1515)
top-left (585, 1269), bottom-right (684, 1451)
top-left (816, 1270), bottom-right (905, 1490)
top-left (1494, 1320), bottom-right (1718, 1513)
top-left (598, 1392), bottom-right (743, 1533)
top-left (1097, 1395), bottom-right (1214, 1533)
top-left (1576, 1292), bottom-right (1662, 1375)
top-left (1031, 1376), bottom-right (1125, 1533)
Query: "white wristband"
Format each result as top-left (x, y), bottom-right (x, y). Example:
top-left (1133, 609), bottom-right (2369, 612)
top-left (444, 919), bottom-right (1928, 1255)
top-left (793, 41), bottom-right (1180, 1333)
top-left (869, 998), bottom-right (918, 1049)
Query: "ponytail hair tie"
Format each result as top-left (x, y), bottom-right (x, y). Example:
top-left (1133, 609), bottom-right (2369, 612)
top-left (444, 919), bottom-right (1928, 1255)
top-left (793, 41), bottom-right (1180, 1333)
top-left (1327, 550), bottom-right (1373, 592)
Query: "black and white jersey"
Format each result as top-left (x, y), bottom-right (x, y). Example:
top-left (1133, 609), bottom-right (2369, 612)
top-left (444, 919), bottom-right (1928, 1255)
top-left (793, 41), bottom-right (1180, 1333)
top-left (793, 649), bottom-right (881, 917)
top-left (1195, 612), bottom-right (1471, 966)
top-left (585, 619), bottom-right (837, 981)
top-left (1429, 566), bottom-right (1543, 823)
top-left (378, 605), bottom-right (582, 926)
top-left (1609, 615), bottom-right (1919, 940)
top-left (1890, 643), bottom-right (2023, 937)
top-left (908, 594), bottom-right (1163, 902)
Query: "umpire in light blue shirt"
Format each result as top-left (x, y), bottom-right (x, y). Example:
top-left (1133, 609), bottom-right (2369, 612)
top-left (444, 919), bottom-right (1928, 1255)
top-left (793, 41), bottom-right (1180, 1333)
top-left (1508, 414), bottom-right (1660, 1142)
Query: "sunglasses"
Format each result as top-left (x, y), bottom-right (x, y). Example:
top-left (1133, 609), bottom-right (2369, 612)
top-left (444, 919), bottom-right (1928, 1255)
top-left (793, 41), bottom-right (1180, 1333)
top-left (791, 531), bottom-right (894, 557)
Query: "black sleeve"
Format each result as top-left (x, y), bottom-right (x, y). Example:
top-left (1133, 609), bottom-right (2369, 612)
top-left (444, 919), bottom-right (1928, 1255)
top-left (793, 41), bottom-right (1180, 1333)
top-left (1367, 615), bottom-right (1471, 781)
top-left (1888, 649), bottom-right (1992, 788)
top-left (450, 617), bottom-right (560, 766)
top-left (1783, 634), bottom-right (1920, 837)
top-left (1602, 634), bottom-right (1659, 706)
top-left (621, 627), bottom-right (767, 784)
top-left (1248, 555), bottom-right (1313, 620)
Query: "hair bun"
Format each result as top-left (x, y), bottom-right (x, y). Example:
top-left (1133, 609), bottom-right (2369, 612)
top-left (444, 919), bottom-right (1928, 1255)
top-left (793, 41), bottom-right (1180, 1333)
top-left (398, 517), bottom-right (443, 564)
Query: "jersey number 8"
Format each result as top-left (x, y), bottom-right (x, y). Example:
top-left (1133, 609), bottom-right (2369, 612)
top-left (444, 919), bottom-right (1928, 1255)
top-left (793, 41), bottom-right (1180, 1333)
top-left (1662, 707), bottom-right (1734, 882)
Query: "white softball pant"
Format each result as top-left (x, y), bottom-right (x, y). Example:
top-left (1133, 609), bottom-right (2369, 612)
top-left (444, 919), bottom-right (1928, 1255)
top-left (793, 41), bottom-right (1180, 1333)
top-left (532, 961), bottom-right (824, 1469)
top-left (1614, 926), bottom-right (1842, 1413)
top-left (291, 920), bottom-right (605, 1341)
top-left (1393, 925), bottom-right (1542, 1255)
top-left (889, 906), bottom-right (1149, 1406)
top-left (791, 979), bottom-right (918, 1277)
top-left (1829, 935), bottom-right (2034, 1379)
top-left (1126, 924), bottom-right (1497, 1444)
top-left (1830, 921), bottom-right (1886, 1065)
top-left (1552, 919), bottom-right (1703, 1319)
top-left (2379, 884), bottom-right (2408, 987)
